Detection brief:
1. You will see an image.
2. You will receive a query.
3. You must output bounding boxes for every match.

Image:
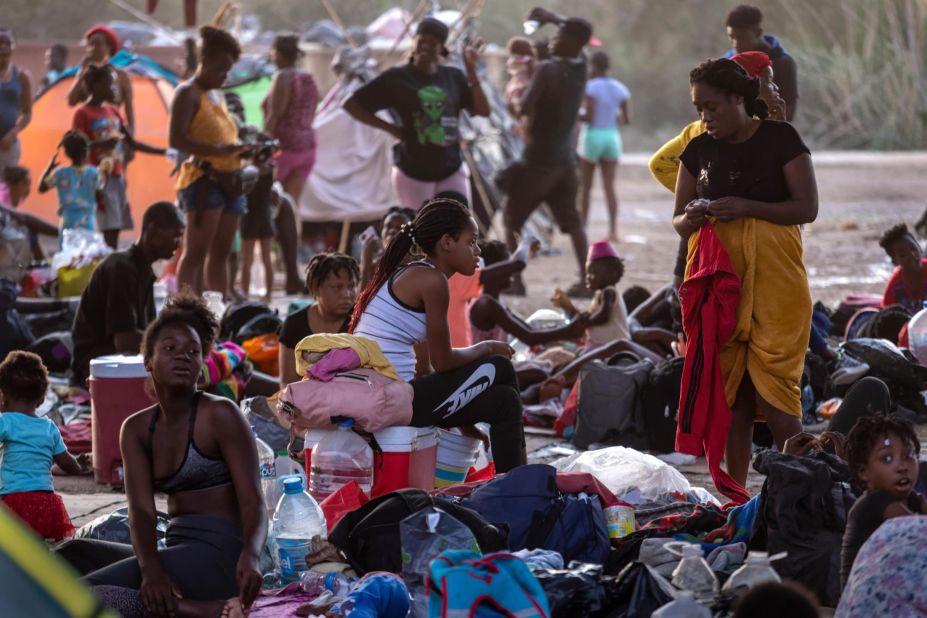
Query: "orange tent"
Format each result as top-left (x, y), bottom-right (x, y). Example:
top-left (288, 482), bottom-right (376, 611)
top-left (18, 73), bottom-right (176, 240)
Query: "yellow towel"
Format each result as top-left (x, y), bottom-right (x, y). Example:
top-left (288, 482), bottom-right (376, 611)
top-left (691, 218), bottom-right (811, 418)
top-left (648, 120), bottom-right (705, 193)
top-left (294, 333), bottom-right (401, 381)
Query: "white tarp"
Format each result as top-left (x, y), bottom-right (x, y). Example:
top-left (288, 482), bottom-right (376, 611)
top-left (299, 86), bottom-right (397, 223)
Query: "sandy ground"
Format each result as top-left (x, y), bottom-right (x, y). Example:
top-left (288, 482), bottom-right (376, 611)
top-left (60, 152), bottom-right (927, 518)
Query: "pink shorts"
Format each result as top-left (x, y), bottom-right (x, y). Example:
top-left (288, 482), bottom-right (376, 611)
top-left (275, 148), bottom-right (316, 182)
top-left (392, 164), bottom-right (471, 211)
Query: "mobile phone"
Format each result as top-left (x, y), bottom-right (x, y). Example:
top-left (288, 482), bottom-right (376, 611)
top-left (359, 225), bottom-right (379, 245)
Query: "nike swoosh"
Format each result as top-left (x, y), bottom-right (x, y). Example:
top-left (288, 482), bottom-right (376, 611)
top-left (433, 363), bottom-right (497, 418)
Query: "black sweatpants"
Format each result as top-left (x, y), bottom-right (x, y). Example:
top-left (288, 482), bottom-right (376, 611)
top-left (410, 355), bottom-right (525, 473)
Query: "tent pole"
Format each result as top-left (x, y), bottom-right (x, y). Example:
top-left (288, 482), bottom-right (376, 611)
top-left (387, 0), bottom-right (429, 57)
top-left (107, 0), bottom-right (184, 43)
top-left (461, 144), bottom-right (491, 237)
top-left (319, 0), bottom-right (358, 48)
top-left (338, 220), bottom-right (351, 254)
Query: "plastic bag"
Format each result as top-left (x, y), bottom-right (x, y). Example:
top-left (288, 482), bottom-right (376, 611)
top-left (51, 229), bottom-right (112, 272)
top-left (552, 447), bottom-right (691, 503)
top-left (74, 507), bottom-right (170, 548)
top-left (0, 211), bottom-right (31, 282)
top-left (400, 507), bottom-right (480, 617)
top-left (319, 480), bottom-right (369, 534)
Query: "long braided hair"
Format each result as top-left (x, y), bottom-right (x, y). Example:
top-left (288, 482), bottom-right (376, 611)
top-left (690, 58), bottom-right (769, 120)
top-left (349, 198), bottom-right (472, 331)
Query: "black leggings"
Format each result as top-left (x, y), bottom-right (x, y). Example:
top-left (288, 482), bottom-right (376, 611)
top-left (83, 515), bottom-right (243, 615)
top-left (410, 355), bottom-right (524, 472)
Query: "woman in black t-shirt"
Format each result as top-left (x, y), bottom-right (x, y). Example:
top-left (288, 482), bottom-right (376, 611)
top-left (342, 18), bottom-right (490, 210)
top-left (277, 253), bottom-right (358, 388)
top-left (672, 58), bottom-right (819, 486)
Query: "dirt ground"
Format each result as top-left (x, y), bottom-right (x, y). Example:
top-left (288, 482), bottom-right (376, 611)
top-left (59, 152), bottom-right (927, 515)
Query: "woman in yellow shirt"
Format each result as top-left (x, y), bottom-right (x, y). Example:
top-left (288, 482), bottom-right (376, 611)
top-left (170, 26), bottom-right (247, 296)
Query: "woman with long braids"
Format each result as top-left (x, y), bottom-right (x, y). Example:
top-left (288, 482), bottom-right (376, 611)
top-left (351, 198), bottom-right (526, 472)
top-left (673, 58), bottom-right (818, 499)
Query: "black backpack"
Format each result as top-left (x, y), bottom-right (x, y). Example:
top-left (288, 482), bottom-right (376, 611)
top-left (330, 488), bottom-right (508, 575)
top-left (639, 356), bottom-right (685, 453)
top-left (573, 353), bottom-right (654, 450)
top-left (219, 301), bottom-right (275, 342)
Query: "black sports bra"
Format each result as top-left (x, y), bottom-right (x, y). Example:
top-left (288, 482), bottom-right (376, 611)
top-left (148, 392), bottom-right (233, 495)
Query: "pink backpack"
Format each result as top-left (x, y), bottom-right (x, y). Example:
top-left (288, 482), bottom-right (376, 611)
top-left (278, 368), bottom-right (413, 433)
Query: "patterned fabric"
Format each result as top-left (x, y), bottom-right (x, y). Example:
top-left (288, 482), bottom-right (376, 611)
top-left (836, 516), bottom-right (927, 617)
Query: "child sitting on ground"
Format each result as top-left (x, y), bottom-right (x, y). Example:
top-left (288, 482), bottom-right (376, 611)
top-left (879, 222), bottom-right (927, 313)
top-left (39, 130), bottom-right (101, 243)
top-left (470, 240), bottom-right (588, 346)
top-left (841, 414), bottom-right (927, 588)
top-left (0, 351), bottom-right (89, 541)
top-left (551, 240), bottom-right (630, 350)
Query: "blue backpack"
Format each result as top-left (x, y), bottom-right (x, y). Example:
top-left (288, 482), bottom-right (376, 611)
top-left (460, 464), bottom-right (611, 565)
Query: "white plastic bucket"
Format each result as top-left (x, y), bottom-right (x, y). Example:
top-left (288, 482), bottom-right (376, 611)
top-left (435, 429), bottom-right (482, 487)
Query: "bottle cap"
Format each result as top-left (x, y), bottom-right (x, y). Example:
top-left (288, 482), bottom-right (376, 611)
top-left (282, 476), bottom-right (304, 494)
top-left (682, 544), bottom-right (702, 557)
top-left (338, 418), bottom-right (354, 428)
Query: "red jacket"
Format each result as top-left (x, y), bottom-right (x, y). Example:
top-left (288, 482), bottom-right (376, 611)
top-left (676, 225), bottom-right (750, 504)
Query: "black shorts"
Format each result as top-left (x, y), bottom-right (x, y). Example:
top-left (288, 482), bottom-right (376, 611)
top-left (240, 173), bottom-right (276, 240)
top-left (502, 161), bottom-right (581, 234)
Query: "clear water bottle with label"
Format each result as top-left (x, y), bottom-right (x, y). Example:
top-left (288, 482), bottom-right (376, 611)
top-left (652, 590), bottom-right (711, 618)
top-left (670, 543), bottom-right (719, 607)
top-left (299, 571), bottom-right (355, 599)
top-left (253, 429), bottom-right (276, 518)
top-left (309, 419), bottom-right (373, 502)
top-left (721, 551), bottom-right (781, 596)
top-left (272, 476), bottom-right (327, 582)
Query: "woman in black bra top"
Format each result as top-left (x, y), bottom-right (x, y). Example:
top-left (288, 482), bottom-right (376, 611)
top-left (84, 294), bottom-right (266, 617)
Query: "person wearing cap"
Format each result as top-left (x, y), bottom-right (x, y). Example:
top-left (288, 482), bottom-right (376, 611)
top-left (263, 33), bottom-right (319, 209)
top-left (71, 201), bottom-right (185, 386)
top-left (343, 17), bottom-right (490, 210)
top-left (552, 240), bottom-right (630, 351)
top-left (502, 7), bottom-right (593, 299)
top-left (67, 25), bottom-right (134, 135)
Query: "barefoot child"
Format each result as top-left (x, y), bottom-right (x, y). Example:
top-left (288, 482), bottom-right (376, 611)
top-left (552, 240), bottom-right (630, 350)
top-left (39, 130), bottom-right (101, 243)
top-left (0, 351), bottom-right (89, 541)
top-left (841, 414), bottom-right (927, 587)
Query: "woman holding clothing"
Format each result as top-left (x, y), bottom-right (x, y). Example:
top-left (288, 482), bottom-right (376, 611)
top-left (673, 58), bottom-right (818, 495)
top-left (351, 198), bottom-right (525, 472)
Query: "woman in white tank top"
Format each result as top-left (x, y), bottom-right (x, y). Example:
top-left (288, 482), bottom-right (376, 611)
top-left (351, 198), bottom-right (527, 472)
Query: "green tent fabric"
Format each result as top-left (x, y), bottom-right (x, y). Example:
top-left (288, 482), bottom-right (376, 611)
top-left (226, 75), bottom-right (273, 126)
top-left (0, 508), bottom-right (118, 617)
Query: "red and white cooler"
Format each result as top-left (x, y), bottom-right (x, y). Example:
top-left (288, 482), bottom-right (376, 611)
top-left (89, 354), bottom-right (157, 485)
top-left (304, 426), bottom-right (437, 498)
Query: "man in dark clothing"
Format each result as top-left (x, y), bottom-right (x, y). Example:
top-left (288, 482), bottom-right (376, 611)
top-left (71, 201), bottom-right (184, 385)
top-left (503, 8), bottom-right (592, 297)
top-left (723, 4), bottom-right (799, 121)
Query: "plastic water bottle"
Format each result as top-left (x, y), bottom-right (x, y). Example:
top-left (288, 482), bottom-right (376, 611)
top-left (652, 590), bottom-right (711, 618)
top-left (309, 419), bottom-right (374, 502)
top-left (670, 544), bottom-right (719, 606)
top-left (253, 430), bottom-right (276, 518)
top-left (272, 476), bottom-right (327, 582)
top-left (299, 571), bottom-right (355, 599)
top-left (907, 301), bottom-right (927, 365)
top-left (722, 551), bottom-right (781, 595)
top-left (274, 450), bottom-right (304, 504)
top-left (203, 290), bottom-right (226, 322)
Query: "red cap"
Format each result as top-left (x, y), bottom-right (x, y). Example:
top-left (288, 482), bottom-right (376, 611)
top-left (85, 25), bottom-right (121, 56)
top-left (731, 51), bottom-right (772, 78)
